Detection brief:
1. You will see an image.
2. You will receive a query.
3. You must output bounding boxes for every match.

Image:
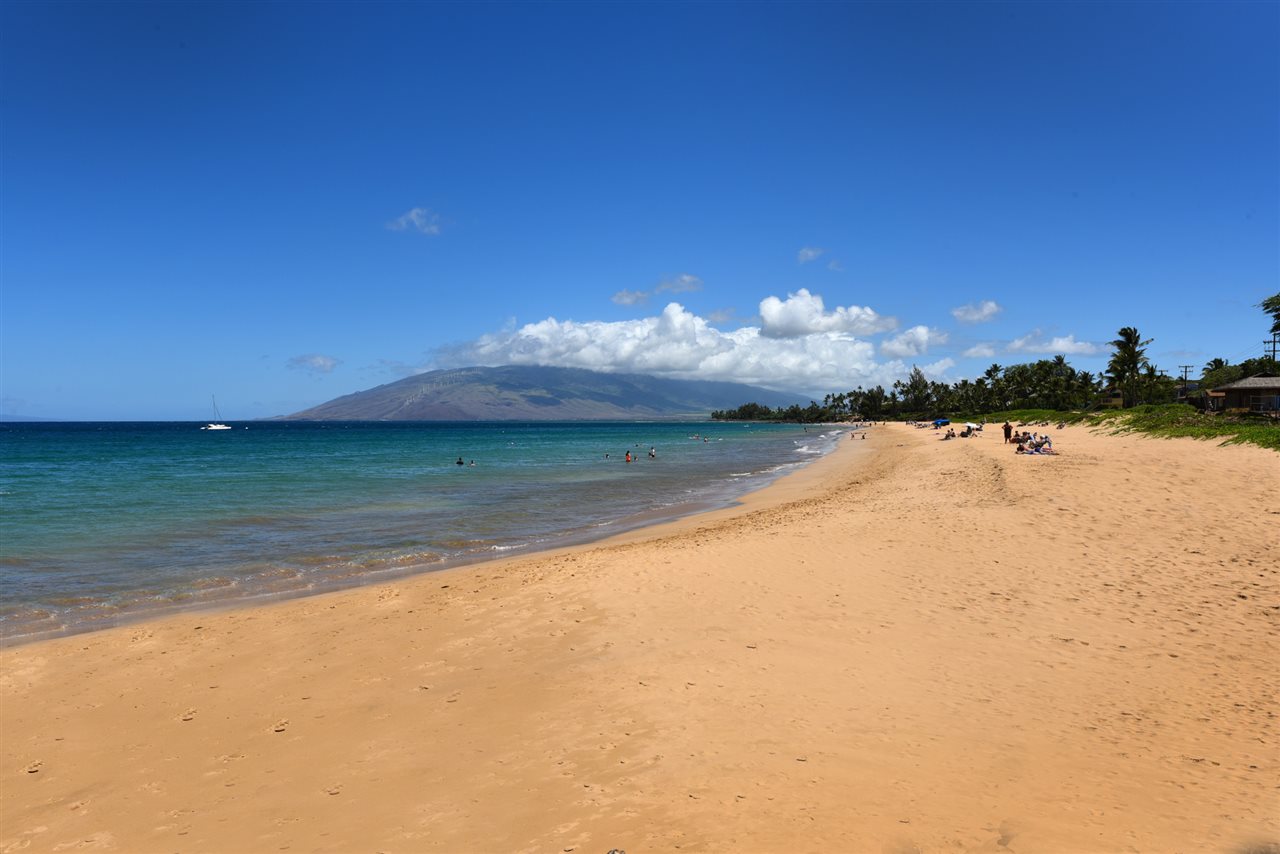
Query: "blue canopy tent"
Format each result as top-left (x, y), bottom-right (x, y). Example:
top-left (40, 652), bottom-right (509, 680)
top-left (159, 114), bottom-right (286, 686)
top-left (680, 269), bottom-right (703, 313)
top-left (933, 418), bottom-right (950, 426)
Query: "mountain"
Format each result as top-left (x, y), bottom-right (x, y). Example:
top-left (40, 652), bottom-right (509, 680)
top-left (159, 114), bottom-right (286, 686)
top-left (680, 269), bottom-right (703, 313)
top-left (280, 366), bottom-right (810, 421)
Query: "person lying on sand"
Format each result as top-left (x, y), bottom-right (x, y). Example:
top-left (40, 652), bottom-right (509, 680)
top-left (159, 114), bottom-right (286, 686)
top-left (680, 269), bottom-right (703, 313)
top-left (1016, 437), bottom-right (1058, 455)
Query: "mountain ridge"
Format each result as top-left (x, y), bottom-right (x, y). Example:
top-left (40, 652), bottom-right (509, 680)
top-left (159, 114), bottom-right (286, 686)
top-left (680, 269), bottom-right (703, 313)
top-left (280, 365), bottom-right (810, 421)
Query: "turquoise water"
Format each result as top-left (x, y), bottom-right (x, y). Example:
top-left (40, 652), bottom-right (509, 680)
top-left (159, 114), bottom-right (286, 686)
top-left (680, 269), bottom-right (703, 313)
top-left (0, 420), bottom-right (845, 641)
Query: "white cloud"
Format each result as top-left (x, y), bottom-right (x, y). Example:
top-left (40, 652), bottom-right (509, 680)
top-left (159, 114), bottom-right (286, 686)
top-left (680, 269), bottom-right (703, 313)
top-left (387, 207), bottom-right (442, 235)
top-left (441, 298), bottom-right (921, 396)
top-left (797, 246), bottom-right (825, 264)
top-left (287, 353), bottom-right (341, 374)
top-left (921, 357), bottom-right (956, 377)
top-left (962, 343), bottom-right (997, 359)
top-left (758, 288), bottom-right (897, 338)
top-left (611, 289), bottom-right (648, 306)
top-left (612, 273), bottom-right (702, 307)
top-left (826, 259), bottom-right (844, 272)
top-left (951, 300), bottom-right (1002, 324)
top-left (1006, 331), bottom-right (1099, 355)
top-left (879, 325), bottom-right (948, 358)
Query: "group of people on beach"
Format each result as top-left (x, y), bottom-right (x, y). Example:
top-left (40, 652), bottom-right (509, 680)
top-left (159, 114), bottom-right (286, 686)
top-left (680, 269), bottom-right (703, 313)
top-left (847, 422), bottom-right (873, 440)
top-left (1001, 422), bottom-right (1058, 454)
top-left (921, 421), bottom-right (980, 440)
top-left (1013, 432), bottom-right (1057, 454)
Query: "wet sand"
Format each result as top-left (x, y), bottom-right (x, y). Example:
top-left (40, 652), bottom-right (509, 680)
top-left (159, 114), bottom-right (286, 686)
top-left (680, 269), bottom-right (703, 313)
top-left (2, 423), bottom-right (1277, 852)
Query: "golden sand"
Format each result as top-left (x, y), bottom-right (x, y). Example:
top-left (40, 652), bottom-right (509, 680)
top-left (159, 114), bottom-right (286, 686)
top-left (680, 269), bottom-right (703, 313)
top-left (2, 423), bottom-right (1277, 852)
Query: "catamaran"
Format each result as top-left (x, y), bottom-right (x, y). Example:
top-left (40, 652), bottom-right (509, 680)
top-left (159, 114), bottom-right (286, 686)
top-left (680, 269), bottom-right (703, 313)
top-left (202, 396), bottom-right (232, 430)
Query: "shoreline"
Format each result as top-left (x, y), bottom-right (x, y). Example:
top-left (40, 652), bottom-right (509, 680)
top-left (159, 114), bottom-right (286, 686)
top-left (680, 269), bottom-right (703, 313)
top-left (3, 424), bottom-right (1276, 852)
top-left (1, 423), bottom-right (854, 648)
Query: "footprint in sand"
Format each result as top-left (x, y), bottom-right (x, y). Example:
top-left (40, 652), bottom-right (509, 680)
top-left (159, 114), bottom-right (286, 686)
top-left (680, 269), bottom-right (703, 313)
top-left (180, 708), bottom-right (197, 721)
top-left (272, 719), bottom-right (289, 733)
top-left (23, 760), bottom-right (42, 774)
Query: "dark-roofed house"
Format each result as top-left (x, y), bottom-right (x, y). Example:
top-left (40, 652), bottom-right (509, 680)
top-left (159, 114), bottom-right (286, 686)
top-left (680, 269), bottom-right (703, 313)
top-left (1208, 375), bottom-right (1280, 413)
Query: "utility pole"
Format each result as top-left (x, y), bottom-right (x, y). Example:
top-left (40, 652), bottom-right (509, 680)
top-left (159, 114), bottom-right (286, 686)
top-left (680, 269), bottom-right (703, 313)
top-left (1265, 333), bottom-right (1279, 361)
top-left (1178, 365), bottom-right (1194, 400)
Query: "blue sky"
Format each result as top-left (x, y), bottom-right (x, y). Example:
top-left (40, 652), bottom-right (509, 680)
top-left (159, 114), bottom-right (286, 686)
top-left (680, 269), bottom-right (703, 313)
top-left (2, 0), bottom-right (1276, 420)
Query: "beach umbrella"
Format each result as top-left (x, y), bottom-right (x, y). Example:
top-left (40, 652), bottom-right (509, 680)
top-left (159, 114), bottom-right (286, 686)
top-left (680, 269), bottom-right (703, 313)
top-left (965, 422), bottom-right (980, 429)
top-left (933, 418), bottom-right (950, 426)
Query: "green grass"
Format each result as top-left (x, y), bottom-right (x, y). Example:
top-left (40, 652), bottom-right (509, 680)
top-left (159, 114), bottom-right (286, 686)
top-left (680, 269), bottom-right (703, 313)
top-left (975, 408), bottom-right (1094, 426)
top-left (1088, 404), bottom-right (1280, 451)
top-left (971, 404), bottom-right (1279, 451)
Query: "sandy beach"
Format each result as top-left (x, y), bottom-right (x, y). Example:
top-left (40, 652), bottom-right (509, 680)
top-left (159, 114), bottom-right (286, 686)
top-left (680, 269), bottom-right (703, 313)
top-left (2, 423), bottom-right (1277, 853)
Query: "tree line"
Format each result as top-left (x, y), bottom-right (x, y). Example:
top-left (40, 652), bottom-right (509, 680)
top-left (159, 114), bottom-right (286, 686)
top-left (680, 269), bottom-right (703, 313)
top-left (713, 297), bottom-right (1280, 423)
top-left (712, 356), bottom-right (1116, 422)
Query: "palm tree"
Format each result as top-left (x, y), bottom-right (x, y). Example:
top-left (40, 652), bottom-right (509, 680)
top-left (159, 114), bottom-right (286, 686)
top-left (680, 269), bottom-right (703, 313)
top-left (1203, 357), bottom-right (1229, 374)
top-left (1261, 292), bottom-right (1280, 335)
top-left (981, 364), bottom-right (1005, 410)
top-left (1107, 327), bottom-right (1153, 407)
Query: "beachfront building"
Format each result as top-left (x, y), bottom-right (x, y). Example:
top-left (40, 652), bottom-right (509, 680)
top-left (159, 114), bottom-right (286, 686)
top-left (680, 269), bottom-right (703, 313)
top-left (1206, 375), bottom-right (1280, 413)
top-left (1098, 388), bottom-right (1126, 409)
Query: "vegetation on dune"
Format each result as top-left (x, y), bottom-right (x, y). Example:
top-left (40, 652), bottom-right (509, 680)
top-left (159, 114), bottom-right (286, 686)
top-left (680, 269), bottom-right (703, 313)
top-left (984, 405), bottom-right (1279, 451)
top-left (1088, 405), bottom-right (1280, 451)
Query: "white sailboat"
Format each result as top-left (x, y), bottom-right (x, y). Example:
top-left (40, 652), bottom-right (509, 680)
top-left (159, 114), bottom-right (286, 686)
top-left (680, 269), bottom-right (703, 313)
top-left (202, 396), bottom-right (232, 430)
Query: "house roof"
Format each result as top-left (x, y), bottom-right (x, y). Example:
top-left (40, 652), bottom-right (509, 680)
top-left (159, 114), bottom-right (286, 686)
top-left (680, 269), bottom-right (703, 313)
top-left (1212, 375), bottom-right (1280, 392)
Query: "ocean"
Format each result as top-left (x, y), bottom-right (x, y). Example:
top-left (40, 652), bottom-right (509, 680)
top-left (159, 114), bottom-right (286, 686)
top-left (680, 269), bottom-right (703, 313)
top-left (0, 420), bottom-right (847, 642)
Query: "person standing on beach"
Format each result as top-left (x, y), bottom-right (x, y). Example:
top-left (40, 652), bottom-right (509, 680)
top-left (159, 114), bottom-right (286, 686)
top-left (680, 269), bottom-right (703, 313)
top-left (1003, 422), bottom-right (1013, 444)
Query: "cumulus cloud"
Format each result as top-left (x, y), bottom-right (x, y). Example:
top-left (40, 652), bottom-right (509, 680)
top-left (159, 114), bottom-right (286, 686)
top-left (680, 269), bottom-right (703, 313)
top-left (951, 300), bottom-right (1002, 324)
top-left (962, 343), bottom-right (997, 359)
top-left (612, 273), bottom-right (702, 307)
top-left (826, 259), bottom-right (844, 272)
top-left (879, 325), bottom-right (948, 358)
top-left (439, 299), bottom-right (923, 396)
top-left (921, 357), bottom-right (956, 377)
top-left (287, 353), bottom-right (342, 374)
top-left (387, 207), bottom-right (442, 235)
top-left (797, 246), bottom-right (825, 264)
top-left (1006, 331), bottom-right (1099, 355)
top-left (758, 288), bottom-right (897, 338)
